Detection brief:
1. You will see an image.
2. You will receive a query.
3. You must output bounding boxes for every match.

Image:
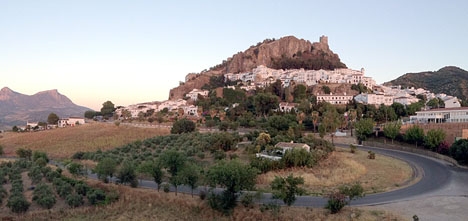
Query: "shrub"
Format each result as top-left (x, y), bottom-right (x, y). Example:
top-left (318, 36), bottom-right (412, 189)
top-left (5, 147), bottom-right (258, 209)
top-left (33, 189), bottom-right (56, 209)
top-left (368, 151), bottom-right (375, 159)
top-left (240, 192), bottom-right (255, 208)
top-left (350, 144), bottom-right (357, 154)
top-left (450, 139), bottom-right (468, 164)
top-left (213, 150), bottom-right (226, 161)
top-left (162, 183), bottom-right (170, 193)
top-left (199, 190), bottom-right (207, 200)
top-left (75, 182), bottom-right (90, 196)
top-left (66, 193), bottom-right (84, 208)
top-left (87, 189), bottom-right (107, 205)
top-left (325, 192), bottom-right (347, 214)
top-left (72, 151), bottom-right (85, 160)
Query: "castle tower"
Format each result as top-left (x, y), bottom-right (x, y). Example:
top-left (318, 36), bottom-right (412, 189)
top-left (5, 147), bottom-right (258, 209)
top-left (319, 35), bottom-right (328, 45)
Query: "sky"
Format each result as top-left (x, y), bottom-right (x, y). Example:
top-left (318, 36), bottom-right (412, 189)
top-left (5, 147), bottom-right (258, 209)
top-left (1, 0), bottom-right (467, 110)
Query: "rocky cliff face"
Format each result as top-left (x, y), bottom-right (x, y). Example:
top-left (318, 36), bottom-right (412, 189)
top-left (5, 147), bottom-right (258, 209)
top-left (169, 35), bottom-right (346, 100)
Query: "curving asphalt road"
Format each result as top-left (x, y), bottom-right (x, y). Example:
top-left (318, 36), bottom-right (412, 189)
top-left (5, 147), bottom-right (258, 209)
top-left (84, 144), bottom-right (462, 208)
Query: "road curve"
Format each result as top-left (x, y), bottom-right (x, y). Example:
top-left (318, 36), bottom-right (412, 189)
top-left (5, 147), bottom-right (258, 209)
top-left (83, 144), bottom-right (457, 208)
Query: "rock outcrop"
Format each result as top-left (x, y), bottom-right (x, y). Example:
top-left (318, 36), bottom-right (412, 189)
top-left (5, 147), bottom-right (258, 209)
top-left (169, 35), bottom-right (346, 100)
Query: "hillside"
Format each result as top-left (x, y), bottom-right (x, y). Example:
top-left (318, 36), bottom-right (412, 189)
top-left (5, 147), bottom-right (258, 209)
top-left (0, 87), bottom-right (91, 129)
top-left (384, 66), bottom-right (468, 102)
top-left (169, 35), bottom-right (346, 99)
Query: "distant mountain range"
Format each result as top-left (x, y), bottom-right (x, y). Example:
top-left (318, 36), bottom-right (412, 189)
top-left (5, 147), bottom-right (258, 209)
top-left (0, 87), bottom-right (91, 130)
top-left (384, 66), bottom-right (468, 102)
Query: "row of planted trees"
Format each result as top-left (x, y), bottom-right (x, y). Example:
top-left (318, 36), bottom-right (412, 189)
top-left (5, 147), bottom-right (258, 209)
top-left (353, 117), bottom-right (468, 164)
top-left (0, 148), bottom-right (117, 214)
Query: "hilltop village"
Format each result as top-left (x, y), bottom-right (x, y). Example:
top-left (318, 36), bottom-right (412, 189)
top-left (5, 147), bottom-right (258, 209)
top-left (116, 64), bottom-right (461, 121)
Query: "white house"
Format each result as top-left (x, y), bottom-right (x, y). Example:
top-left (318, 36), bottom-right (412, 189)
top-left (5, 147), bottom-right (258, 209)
top-left (274, 142), bottom-right (311, 153)
top-left (58, 117), bottom-right (85, 127)
top-left (317, 93), bottom-right (353, 105)
top-left (185, 89), bottom-right (209, 101)
top-left (409, 107), bottom-right (468, 124)
top-left (442, 96), bottom-right (461, 108)
top-left (278, 102), bottom-right (298, 112)
top-left (354, 93), bottom-right (393, 106)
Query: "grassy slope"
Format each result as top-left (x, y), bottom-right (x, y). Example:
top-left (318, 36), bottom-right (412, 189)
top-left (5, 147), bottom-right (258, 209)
top-left (0, 122), bottom-right (170, 159)
top-left (385, 66), bottom-right (468, 101)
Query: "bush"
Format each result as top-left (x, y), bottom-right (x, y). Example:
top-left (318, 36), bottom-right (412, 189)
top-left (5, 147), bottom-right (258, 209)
top-left (199, 190), bottom-right (207, 200)
top-left (325, 192), bottom-right (347, 214)
top-left (213, 150), bottom-right (226, 161)
top-left (87, 189), bottom-right (107, 205)
top-left (350, 144), bottom-right (357, 154)
top-left (66, 193), bottom-right (84, 208)
top-left (72, 151), bottom-right (85, 159)
top-left (33, 183), bottom-right (56, 209)
top-left (450, 139), bottom-right (468, 164)
top-left (7, 195), bottom-right (30, 213)
top-left (368, 151), bottom-right (375, 159)
top-left (171, 118), bottom-right (196, 134)
top-left (162, 183), bottom-right (170, 193)
top-left (240, 192), bottom-right (255, 208)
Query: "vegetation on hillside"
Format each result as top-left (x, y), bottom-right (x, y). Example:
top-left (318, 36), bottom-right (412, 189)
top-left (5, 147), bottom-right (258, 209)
top-left (385, 66), bottom-right (468, 105)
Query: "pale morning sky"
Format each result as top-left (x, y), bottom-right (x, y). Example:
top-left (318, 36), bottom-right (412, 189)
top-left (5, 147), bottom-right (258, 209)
top-left (1, 0), bottom-right (467, 110)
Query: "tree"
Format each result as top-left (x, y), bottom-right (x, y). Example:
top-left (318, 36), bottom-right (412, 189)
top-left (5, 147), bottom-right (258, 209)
top-left (255, 132), bottom-right (271, 152)
top-left (138, 161), bottom-right (164, 191)
top-left (179, 163), bottom-right (200, 197)
top-left (424, 128), bottom-right (446, 151)
top-left (84, 110), bottom-right (97, 119)
top-left (7, 195), bottom-right (30, 213)
top-left (391, 103), bottom-right (407, 118)
top-left (101, 101), bottom-right (116, 118)
top-left (311, 111), bottom-right (319, 133)
top-left (450, 139), bottom-right (468, 164)
top-left (160, 150), bottom-right (187, 195)
top-left (347, 109), bottom-right (357, 136)
top-left (383, 121), bottom-right (402, 144)
top-left (171, 118), bottom-right (196, 134)
top-left (117, 160), bottom-right (138, 187)
top-left (254, 93), bottom-right (279, 117)
top-left (47, 113), bottom-right (59, 125)
top-left (16, 148), bottom-right (32, 160)
top-left (321, 85), bottom-right (331, 94)
top-left (405, 125), bottom-right (425, 148)
top-left (319, 104), bottom-right (341, 144)
top-left (271, 174), bottom-right (305, 207)
top-left (354, 118), bottom-right (374, 142)
top-left (206, 159), bottom-right (258, 215)
top-left (293, 84), bottom-right (307, 102)
top-left (94, 157), bottom-right (117, 183)
top-left (33, 183), bottom-right (56, 209)
top-left (325, 183), bottom-right (364, 214)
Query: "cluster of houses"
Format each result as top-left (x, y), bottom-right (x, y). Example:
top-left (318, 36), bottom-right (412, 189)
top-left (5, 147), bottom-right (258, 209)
top-left (114, 99), bottom-right (200, 120)
top-left (116, 64), bottom-right (465, 125)
top-left (224, 65), bottom-right (376, 90)
top-left (21, 117), bottom-right (86, 131)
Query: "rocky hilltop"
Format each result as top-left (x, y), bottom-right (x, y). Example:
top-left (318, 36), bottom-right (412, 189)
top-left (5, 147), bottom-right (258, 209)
top-left (384, 66), bottom-right (468, 103)
top-left (169, 36), bottom-right (346, 99)
top-left (0, 87), bottom-right (91, 129)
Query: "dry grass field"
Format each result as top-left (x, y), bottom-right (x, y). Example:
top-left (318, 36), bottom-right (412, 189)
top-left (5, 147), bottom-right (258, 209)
top-left (9, 180), bottom-right (403, 221)
top-left (0, 126), bottom-right (410, 220)
top-left (0, 122), bottom-right (170, 159)
top-left (256, 147), bottom-right (414, 195)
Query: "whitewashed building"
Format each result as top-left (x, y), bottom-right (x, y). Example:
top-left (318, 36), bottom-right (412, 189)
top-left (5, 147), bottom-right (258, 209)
top-left (409, 107), bottom-right (468, 123)
top-left (354, 93), bottom-right (394, 106)
top-left (317, 93), bottom-right (353, 105)
top-left (58, 117), bottom-right (85, 127)
top-left (185, 89), bottom-right (209, 101)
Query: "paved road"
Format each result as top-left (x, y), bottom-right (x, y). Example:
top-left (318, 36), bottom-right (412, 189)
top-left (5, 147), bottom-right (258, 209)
top-left (84, 144), bottom-right (465, 208)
